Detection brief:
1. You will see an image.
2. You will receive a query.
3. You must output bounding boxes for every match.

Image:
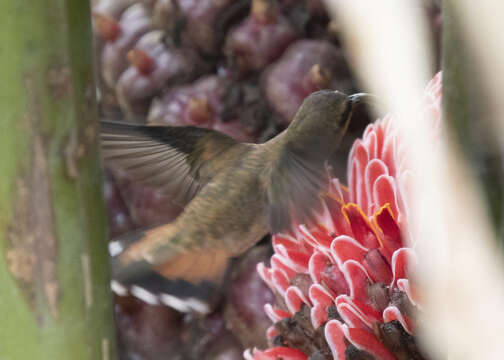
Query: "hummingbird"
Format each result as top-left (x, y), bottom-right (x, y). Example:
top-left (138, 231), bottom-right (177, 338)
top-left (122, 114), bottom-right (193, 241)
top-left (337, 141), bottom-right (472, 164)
top-left (101, 90), bottom-right (369, 313)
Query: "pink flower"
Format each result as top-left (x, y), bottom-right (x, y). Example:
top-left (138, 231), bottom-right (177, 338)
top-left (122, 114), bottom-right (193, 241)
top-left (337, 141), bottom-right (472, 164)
top-left (246, 72), bottom-right (442, 360)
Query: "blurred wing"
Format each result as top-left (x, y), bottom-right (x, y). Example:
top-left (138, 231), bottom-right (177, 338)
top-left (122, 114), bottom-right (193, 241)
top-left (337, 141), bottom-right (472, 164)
top-left (266, 145), bottom-right (330, 234)
top-left (101, 121), bottom-right (242, 205)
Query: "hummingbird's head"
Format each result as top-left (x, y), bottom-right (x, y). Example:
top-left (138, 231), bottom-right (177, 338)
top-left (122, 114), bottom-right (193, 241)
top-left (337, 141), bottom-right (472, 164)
top-left (286, 90), bottom-right (371, 151)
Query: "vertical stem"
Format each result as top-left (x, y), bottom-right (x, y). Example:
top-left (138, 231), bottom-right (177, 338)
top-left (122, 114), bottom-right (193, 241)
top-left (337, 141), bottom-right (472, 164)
top-left (442, 0), bottom-right (504, 239)
top-left (0, 1), bottom-right (116, 359)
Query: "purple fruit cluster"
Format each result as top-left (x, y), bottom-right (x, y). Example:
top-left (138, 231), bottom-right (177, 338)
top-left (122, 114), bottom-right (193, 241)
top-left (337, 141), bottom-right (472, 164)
top-left (92, 0), bottom-right (359, 139)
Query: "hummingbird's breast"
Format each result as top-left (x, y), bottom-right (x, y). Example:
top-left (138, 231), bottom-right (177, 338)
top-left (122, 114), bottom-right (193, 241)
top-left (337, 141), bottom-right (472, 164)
top-left (174, 146), bottom-right (270, 255)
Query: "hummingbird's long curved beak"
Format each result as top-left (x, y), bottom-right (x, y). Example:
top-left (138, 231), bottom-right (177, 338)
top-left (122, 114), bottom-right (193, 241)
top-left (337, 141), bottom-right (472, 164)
top-left (343, 92), bottom-right (384, 125)
top-left (347, 92), bottom-right (380, 106)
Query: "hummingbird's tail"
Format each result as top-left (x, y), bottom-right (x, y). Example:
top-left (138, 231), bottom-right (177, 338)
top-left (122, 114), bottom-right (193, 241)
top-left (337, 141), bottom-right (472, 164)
top-left (108, 223), bottom-right (231, 313)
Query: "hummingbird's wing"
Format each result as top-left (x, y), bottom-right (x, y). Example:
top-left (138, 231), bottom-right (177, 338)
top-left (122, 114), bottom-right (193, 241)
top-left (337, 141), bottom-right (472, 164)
top-left (266, 145), bottom-right (329, 234)
top-left (101, 121), bottom-right (241, 205)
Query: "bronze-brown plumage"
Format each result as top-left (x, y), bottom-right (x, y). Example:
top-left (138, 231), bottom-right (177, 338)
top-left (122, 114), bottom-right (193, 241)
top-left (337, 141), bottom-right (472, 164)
top-left (101, 90), bottom-right (368, 310)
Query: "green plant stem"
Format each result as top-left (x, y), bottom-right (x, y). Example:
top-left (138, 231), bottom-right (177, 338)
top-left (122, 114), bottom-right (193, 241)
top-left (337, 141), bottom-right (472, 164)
top-left (0, 1), bottom-right (116, 359)
top-left (442, 0), bottom-right (504, 239)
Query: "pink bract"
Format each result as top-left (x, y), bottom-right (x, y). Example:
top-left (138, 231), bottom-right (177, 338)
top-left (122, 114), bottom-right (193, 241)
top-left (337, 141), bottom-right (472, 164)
top-left (247, 72), bottom-right (442, 359)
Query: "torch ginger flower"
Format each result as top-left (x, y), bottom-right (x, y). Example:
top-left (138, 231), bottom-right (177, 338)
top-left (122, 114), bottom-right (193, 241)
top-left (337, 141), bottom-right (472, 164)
top-left (246, 72), bottom-right (442, 360)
